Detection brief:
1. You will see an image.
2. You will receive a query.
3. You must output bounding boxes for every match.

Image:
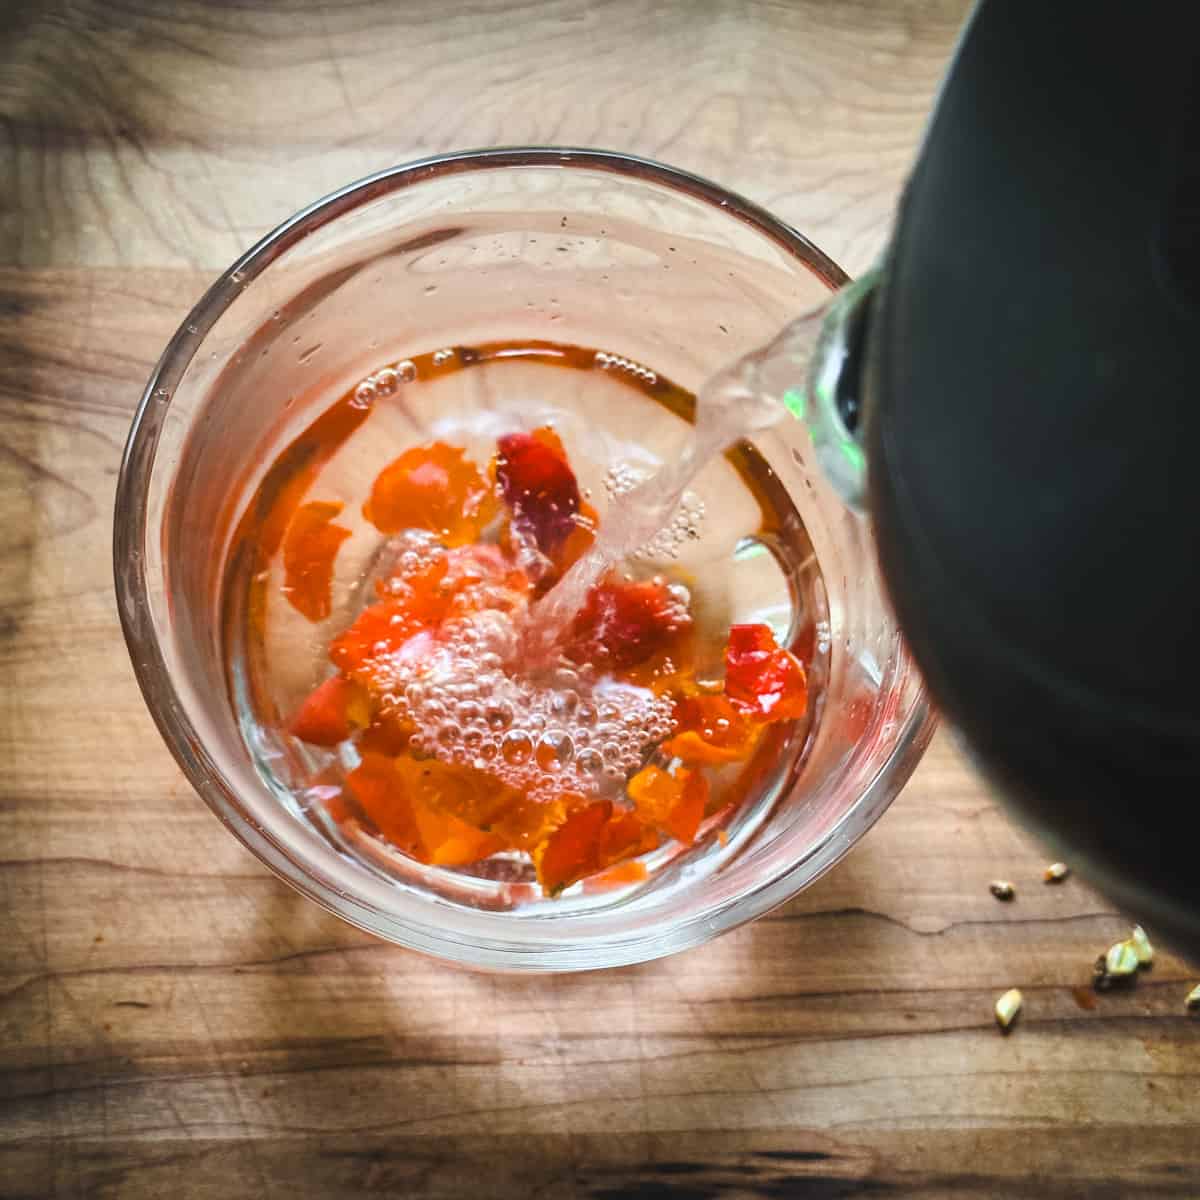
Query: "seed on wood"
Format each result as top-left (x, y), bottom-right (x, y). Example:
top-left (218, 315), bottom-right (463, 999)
top-left (1186, 984), bottom-right (1200, 1013)
top-left (1130, 925), bottom-right (1154, 967)
top-left (1044, 862), bottom-right (1070, 883)
top-left (989, 881), bottom-right (1015, 901)
top-left (1104, 940), bottom-right (1140, 978)
top-left (994, 988), bottom-right (1023, 1032)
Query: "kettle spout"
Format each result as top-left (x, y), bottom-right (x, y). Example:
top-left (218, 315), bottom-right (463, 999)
top-left (756, 268), bottom-right (879, 513)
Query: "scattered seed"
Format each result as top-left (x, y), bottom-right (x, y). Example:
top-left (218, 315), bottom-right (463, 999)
top-left (990, 881), bottom-right (1015, 901)
top-left (994, 987), bottom-right (1023, 1031)
top-left (1105, 939), bottom-right (1140, 978)
top-left (1186, 984), bottom-right (1200, 1012)
top-left (1130, 925), bottom-right (1154, 967)
top-left (1044, 862), bottom-right (1070, 883)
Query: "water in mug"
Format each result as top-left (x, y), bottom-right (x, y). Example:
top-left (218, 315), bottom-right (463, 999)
top-left (222, 334), bottom-right (830, 907)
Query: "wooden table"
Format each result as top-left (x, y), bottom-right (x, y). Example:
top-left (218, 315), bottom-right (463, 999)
top-left (3, 2), bottom-right (1198, 1196)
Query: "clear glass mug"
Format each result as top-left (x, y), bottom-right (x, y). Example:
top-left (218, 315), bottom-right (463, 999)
top-left (114, 148), bottom-right (934, 971)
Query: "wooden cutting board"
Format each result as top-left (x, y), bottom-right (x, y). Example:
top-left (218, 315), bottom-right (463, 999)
top-left (2, 2), bottom-right (1197, 1195)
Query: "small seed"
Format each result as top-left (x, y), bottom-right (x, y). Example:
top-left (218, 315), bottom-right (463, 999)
top-left (1130, 925), bottom-right (1154, 967)
top-left (1186, 984), bottom-right (1200, 1012)
top-left (1105, 940), bottom-right (1140, 978)
top-left (1044, 862), bottom-right (1070, 883)
top-left (995, 987), bottom-right (1023, 1032)
top-left (1093, 954), bottom-right (1114, 991)
top-left (989, 880), bottom-right (1015, 901)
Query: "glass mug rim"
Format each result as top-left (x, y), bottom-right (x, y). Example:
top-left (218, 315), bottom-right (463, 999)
top-left (114, 147), bottom-right (933, 971)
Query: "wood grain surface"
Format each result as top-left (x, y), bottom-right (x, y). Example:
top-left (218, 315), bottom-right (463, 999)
top-left (2, 2), bottom-right (1198, 1197)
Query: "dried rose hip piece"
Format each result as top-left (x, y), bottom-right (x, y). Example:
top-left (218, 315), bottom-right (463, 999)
top-left (347, 754), bottom-right (506, 867)
top-left (495, 427), bottom-right (581, 556)
top-left (289, 676), bottom-right (369, 747)
top-left (329, 600), bottom-right (430, 683)
top-left (724, 623), bottom-right (808, 722)
top-left (364, 442), bottom-right (496, 545)
top-left (662, 692), bottom-right (760, 764)
top-left (282, 500), bottom-right (351, 621)
top-left (537, 801), bottom-right (613, 895)
top-left (566, 577), bottom-right (690, 671)
top-left (345, 754), bottom-right (423, 859)
top-left (628, 764), bottom-right (708, 844)
top-left (536, 801), bottom-right (658, 895)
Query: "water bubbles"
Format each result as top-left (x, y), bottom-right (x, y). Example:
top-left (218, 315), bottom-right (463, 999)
top-left (594, 350), bottom-right (657, 386)
top-left (432, 348), bottom-right (456, 365)
top-left (501, 730), bottom-right (533, 765)
top-left (353, 586), bottom-right (674, 803)
top-left (536, 730), bottom-right (574, 771)
top-left (606, 466), bottom-right (705, 560)
top-left (576, 747), bottom-right (604, 774)
top-left (816, 619), bottom-right (832, 655)
top-left (486, 701), bottom-right (514, 730)
top-left (351, 358), bottom-right (418, 403)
